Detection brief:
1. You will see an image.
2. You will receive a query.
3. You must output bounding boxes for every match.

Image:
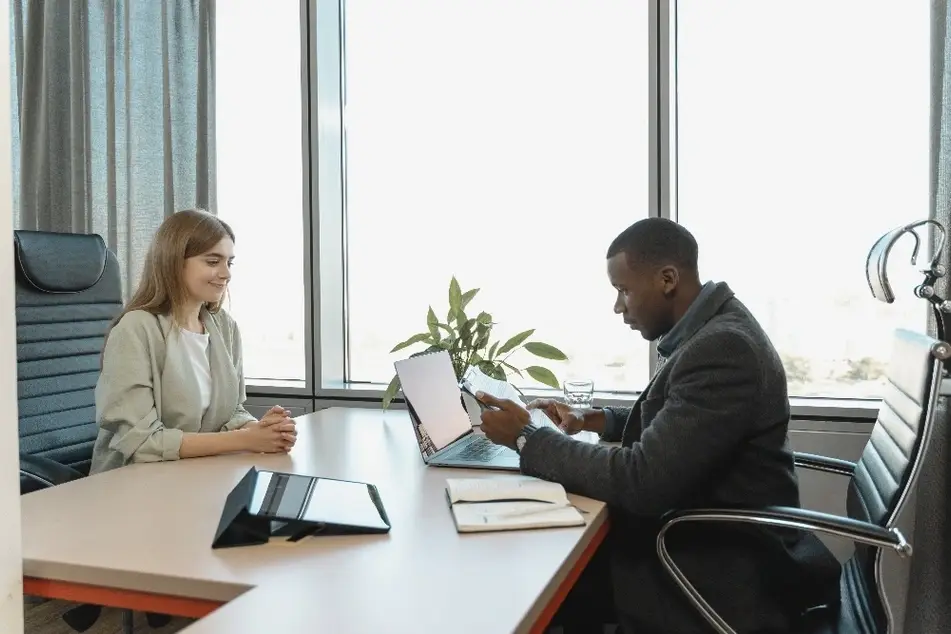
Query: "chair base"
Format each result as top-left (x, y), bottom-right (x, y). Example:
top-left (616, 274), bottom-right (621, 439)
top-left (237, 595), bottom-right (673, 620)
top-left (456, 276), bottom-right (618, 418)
top-left (61, 603), bottom-right (102, 632)
top-left (146, 612), bottom-right (173, 628)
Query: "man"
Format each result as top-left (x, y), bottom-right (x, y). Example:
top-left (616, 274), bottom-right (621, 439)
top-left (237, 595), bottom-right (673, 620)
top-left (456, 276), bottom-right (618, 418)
top-left (477, 218), bottom-right (838, 634)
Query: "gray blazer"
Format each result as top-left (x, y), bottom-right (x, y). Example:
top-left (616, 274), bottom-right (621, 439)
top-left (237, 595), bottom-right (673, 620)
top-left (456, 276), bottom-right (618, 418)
top-left (90, 308), bottom-right (256, 474)
top-left (520, 282), bottom-right (837, 633)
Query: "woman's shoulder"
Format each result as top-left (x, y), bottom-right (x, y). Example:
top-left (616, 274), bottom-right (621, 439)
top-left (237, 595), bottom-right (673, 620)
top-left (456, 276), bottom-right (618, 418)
top-left (113, 309), bottom-right (164, 335)
top-left (104, 310), bottom-right (167, 358)
top-left (206, 306), bottom-right (240, 335)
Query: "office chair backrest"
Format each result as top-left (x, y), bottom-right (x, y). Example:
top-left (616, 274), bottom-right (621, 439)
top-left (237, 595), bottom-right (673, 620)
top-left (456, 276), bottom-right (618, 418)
top-left (844, 328), bottom-right (945, 632)
top-left (14, 230), bottom-right (123, 475)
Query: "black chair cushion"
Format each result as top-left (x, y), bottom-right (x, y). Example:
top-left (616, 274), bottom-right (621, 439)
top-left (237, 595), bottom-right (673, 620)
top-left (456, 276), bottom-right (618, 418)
top-left (14, 230), bottom-right (124, 475)
top-left (14, 230), bottom-right (108, 293)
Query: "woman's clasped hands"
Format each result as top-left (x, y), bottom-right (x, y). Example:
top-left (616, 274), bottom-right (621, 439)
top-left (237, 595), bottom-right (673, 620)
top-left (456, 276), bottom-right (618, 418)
top-left (242, 405), bottom-right (298, 454)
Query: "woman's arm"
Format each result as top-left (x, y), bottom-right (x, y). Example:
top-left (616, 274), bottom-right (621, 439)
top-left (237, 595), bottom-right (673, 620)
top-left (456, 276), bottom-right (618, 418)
top-left (180, 430), bottom-right (247, 458)
top-left (220, 315), bottom-right (257, 431)
top-left (97, 314), bottom-right (252, 463)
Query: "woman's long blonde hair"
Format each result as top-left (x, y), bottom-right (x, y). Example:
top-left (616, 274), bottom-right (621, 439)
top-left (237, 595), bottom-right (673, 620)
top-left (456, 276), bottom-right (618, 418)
top-left (105, 209), bottom-right (236, 342)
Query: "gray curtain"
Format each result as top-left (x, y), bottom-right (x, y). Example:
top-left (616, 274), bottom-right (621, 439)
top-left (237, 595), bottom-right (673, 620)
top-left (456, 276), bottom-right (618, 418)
top-left (903, 1), bottom-right (951, 632)
top-left (10, 0), bottom-right (216, 295)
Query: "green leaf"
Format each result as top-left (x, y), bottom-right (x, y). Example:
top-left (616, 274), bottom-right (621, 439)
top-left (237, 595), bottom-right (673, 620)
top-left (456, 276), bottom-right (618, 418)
top-left (474, 329), bottom-right (491, 352)
top-left (382, 374), bottom-right (401, 410)
top-left (449, 277), bottom-right (462, 313)
top-left (487, 341), bottom-right (500, 360)
top-left (523, 341), bottom-right (568, 361)
top-left (476, 311), bottom-right (492, 325)
top-left (436, 322), bottom-right (455, 336)
top-left (525, 366), bottom-right (560, 389)
top-left (501, 361), bottom-right (524, 378)
top-left (412, 345), bottom-right (445, 357)
top-left (390, 333), bottom-right (431, 353)
top-left (478, 361), bottom-right (507, 381)
top-left (461, 288), bottom-right (479, 309)
top-left (426, 306), bottom-right (440, 339)
top-left (457, 318), bottom-right (477, 354)
top-left (497, 329), bottom-right (535, 356)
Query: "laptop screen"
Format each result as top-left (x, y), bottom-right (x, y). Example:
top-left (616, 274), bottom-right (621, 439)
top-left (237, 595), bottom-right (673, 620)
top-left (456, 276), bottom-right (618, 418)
top-left (394, 350), bottom-right (472, 457)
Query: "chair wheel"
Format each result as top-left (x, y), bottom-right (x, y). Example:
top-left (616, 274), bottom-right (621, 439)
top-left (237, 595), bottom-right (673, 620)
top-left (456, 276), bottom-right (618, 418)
top-left (146, 612), bottom-right (173, 628)
top-left (61, 603), bottom-right (102, 632)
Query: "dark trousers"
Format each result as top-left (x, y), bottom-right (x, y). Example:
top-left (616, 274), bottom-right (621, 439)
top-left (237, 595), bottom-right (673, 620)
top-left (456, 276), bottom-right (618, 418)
top-left (549, 542), bottom-right (619, 633)
top-left (550, 539), bottom-right (676, 634)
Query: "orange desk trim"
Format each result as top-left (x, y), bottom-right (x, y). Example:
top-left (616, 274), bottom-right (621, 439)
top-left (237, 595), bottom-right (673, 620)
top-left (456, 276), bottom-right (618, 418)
top-left (24, 516), bottom-right (609, 630)
top-left (22, 577), bottom-right (224, 619)
top-left (529, 517), bottom-right (610, 634)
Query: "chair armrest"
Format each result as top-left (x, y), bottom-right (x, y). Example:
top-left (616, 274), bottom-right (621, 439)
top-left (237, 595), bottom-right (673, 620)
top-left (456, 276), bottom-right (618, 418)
top-left (794, 451), bottom-right (856, 477)
top-left (656, 506), bottom-right (910, 634)
top-left (20, 454), bottom-right (84, 493)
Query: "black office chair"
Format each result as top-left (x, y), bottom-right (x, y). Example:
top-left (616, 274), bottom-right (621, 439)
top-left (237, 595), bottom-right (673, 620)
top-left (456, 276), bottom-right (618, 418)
top-left (656, 220), bottom-right (951, 634)
top-left (15, 230), bottom-right (122, 491)
top-left (13, 230), bottom-right (173, 633)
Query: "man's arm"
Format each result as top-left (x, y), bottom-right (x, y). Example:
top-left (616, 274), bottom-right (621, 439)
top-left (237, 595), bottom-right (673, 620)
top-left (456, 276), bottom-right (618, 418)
top-left (518, 330), bottom-right (763, 516)
top-left (595, 407), bottom-right (629, 442)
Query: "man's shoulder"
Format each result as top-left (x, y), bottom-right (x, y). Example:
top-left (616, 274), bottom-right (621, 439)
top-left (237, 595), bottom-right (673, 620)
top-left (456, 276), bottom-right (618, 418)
top-left (678, 299), bottom-right (779, 367)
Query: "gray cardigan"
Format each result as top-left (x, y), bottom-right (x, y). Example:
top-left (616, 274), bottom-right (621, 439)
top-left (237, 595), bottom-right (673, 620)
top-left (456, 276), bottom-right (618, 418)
top-left (90, 308), bottom-right (256, 474)
top-left (519, 282), bottom-right (838, 633)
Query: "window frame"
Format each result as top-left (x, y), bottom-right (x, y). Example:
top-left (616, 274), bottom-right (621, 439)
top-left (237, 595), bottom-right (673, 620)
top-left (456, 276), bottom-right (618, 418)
top-left (242, 0), bottom-right (880, 421)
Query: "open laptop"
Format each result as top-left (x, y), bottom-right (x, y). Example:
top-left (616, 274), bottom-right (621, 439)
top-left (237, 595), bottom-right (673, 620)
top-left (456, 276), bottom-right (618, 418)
top-left (394, 350), bottom-right (520, 471)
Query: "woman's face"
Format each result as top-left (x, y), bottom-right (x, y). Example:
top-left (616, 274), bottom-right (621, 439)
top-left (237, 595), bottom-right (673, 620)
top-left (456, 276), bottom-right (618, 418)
top-left (182, 237), bottom-right (234, 306)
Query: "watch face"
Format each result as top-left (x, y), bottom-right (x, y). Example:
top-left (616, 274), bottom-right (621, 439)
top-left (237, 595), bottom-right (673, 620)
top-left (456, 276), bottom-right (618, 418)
top-left (516, 435), bottom-right (527, 451)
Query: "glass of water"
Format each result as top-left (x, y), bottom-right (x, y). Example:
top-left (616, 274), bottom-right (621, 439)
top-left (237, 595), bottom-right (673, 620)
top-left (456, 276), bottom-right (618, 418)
top-left (563, 379), bottom-right (594, 409)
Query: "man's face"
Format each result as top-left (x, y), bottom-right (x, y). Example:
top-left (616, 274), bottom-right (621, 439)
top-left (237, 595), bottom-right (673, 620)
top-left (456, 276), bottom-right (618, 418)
top-left (607, 252), bottom-right (677, 341)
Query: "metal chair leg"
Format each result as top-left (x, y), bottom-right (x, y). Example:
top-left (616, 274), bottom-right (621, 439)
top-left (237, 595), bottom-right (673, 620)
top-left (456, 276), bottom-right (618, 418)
top-left (122, 608), bottom-right (134, 634)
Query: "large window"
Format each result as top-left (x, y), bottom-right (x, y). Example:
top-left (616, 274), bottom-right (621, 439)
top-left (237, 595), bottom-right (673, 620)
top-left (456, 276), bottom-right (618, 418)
top-left (230, 1), bottom-right (934, 413)
top-left (216, 2), bottom-right (307, 383)
top-left (343, 1), bottom-right (651, 394)
top-left (677, 1), bottom-right (930, 398)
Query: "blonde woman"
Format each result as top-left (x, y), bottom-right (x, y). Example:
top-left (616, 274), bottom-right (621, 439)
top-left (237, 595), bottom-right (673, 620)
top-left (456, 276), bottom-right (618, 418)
top-left (90, 209), bottom-right (297, 474)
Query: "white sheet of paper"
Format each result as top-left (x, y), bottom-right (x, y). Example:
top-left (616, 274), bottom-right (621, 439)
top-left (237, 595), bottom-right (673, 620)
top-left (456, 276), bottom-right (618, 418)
top-left (462, 366), bottom-right (562, 432)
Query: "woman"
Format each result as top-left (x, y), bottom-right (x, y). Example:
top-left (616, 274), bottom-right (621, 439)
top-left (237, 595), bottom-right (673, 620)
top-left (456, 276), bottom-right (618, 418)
top-left (90, 209), bottom-right (297, 474)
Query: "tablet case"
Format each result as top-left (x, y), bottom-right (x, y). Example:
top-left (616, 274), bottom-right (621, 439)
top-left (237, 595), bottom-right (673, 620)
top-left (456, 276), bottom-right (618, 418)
top-left (211, 467), bottom-right (391, 549)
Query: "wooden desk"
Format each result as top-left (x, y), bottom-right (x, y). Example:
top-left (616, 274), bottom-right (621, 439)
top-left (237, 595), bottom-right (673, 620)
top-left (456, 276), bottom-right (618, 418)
top-left (21, 408), bottom-right (609, 633)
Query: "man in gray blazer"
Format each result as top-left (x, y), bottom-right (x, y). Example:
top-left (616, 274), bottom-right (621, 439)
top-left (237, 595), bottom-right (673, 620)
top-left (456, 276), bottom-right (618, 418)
top-left (478, 218), bottom-right (838, 633)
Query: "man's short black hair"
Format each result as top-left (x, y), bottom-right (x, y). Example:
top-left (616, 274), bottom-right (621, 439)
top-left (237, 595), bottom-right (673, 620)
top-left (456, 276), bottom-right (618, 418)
top-left (606, 218), bottom-right (699, 273)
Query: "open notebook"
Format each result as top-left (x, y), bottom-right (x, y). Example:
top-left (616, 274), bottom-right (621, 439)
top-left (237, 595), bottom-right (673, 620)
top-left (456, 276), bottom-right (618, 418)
top-left (446, 476), bottom-right (586, 533)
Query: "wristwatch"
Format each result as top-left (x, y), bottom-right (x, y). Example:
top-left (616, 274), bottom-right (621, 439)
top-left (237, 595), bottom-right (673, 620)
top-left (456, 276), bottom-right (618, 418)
top-left (515, 434), bottom-right (528, 454)
top-left (515, 425), bottom-right (536, 454)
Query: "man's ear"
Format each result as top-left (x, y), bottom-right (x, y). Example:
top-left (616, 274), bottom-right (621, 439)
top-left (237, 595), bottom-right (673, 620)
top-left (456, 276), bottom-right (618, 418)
top-left (658, 265), bottom-right (679, 296)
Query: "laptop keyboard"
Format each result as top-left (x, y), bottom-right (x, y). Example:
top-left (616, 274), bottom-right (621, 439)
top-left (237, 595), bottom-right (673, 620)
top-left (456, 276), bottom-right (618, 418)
top-left (448, 436), bottom-right (504, 462)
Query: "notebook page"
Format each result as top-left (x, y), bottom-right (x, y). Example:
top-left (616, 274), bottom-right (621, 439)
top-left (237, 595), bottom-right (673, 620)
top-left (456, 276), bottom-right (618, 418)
top-left (450, 501), bottom-right (585, 532)
top-left (446, 477), bottom-right (569, 505)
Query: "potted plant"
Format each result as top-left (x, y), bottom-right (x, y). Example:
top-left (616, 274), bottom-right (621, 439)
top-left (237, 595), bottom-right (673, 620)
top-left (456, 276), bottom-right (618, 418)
top-left (382, 277), bottom-right (568, 409)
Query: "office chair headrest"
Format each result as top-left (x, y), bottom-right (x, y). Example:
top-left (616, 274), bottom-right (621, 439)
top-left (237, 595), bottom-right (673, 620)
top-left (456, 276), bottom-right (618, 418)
top-left (14, 230), bottom-right (108, 293)
top-left (866, 220), bottom-right (946, 304)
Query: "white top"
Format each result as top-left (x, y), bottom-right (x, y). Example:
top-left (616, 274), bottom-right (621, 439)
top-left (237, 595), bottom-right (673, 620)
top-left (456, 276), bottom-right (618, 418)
top-left (180, 327), bottom-right (212, 416)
